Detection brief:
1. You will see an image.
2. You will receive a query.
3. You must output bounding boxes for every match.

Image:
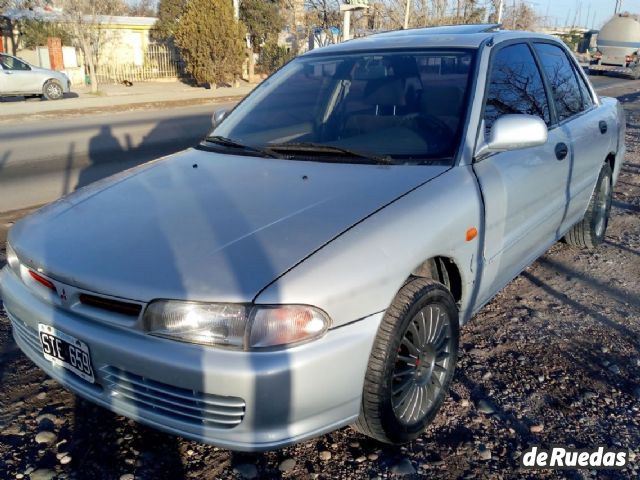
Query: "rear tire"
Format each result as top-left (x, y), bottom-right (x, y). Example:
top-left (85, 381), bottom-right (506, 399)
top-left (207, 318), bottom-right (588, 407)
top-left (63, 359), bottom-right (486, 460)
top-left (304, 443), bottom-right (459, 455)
top-left (564, 163), bottom-right (612, 249)
top-left (43, 80), bottom-right (64, 100)
top-left (353, 278), bottom-right (459, 444)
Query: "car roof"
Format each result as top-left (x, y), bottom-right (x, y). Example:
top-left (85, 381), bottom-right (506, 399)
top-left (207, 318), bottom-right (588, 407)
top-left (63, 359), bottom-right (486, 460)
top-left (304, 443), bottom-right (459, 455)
top-left (303, 24), bottom-right (561, 56)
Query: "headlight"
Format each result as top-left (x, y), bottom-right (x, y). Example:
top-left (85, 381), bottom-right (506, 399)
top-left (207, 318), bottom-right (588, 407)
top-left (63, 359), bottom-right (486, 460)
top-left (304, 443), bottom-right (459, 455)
top-left (144, 301), bottom-right (330, 350)
top-left (6, 242), bottom-right (19, 273)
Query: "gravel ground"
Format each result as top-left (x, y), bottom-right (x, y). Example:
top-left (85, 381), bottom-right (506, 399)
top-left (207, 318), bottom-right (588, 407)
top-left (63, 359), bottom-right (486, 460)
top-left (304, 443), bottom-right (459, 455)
top-left (1, 88), bottom-right (639, 480)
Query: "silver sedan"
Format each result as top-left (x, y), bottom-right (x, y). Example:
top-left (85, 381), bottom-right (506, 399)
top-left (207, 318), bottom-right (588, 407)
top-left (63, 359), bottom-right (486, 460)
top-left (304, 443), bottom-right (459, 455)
top-left (0, 25), bottom-right (623, 451)
top-left (0, 53), bottom-right (71, 100)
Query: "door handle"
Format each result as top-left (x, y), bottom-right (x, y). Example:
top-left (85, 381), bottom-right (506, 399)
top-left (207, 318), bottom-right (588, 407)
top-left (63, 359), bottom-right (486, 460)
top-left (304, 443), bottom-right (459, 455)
top-left (599, 120), bottom-right (608, 134)
top-left (555, 142), bottom-right (568, 160)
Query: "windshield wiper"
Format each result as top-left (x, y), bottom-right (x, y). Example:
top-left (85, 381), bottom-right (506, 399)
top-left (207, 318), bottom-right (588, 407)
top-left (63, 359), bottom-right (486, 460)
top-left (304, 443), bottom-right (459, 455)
top-left (267, 142), bottom-right (393, 165)
top-left (202, 135), bottom-right (283, 158)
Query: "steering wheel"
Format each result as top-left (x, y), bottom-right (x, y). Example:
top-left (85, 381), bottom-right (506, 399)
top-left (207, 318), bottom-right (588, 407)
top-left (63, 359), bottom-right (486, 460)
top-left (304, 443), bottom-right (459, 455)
top-left (409, 113), bottom-right (454, 150)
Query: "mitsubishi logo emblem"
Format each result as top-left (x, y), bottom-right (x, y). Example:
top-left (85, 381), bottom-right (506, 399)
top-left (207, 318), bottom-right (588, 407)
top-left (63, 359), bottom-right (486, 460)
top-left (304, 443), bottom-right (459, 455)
top-left (60, 289), bottom-right (67, 301)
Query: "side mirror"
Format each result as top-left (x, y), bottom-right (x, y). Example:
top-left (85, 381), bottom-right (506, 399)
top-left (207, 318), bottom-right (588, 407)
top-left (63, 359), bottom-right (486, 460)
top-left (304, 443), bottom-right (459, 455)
top-left (211, 108), bottom-right (228, 129)
top-left (475, 114), bottom-right (548, 160)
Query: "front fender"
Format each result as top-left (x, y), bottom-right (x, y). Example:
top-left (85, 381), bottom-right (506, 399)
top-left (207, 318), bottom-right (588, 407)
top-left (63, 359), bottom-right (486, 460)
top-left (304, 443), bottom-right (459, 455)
top-left (40, 73), bottom-right (70, 92)
top-left (254, 165), bottom-right (483, 328)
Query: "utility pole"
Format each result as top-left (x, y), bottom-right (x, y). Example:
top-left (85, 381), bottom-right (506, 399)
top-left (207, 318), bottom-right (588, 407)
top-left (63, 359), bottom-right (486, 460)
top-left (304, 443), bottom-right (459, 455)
top-left (545, 0), bottom-right (550, 28)
top-left (343, 9), bottom-right (351, 39)
top-left (233, 0), bottom-right (239, 19)
top-left (497, 0), bottom-right (504, 24)
top-left (341, 2), bottom-right (369, 42)
top-left (404, 0), bottom-right (411, 29)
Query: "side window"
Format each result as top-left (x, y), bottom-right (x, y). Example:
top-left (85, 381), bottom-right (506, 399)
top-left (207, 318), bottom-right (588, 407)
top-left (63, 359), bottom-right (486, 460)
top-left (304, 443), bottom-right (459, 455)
top-left (1, 55), bottom-right (30, 71)
top-left (533, 43), bottom-right (584, 121)
top-left (574, 66), bottom-right (595, 110)
top-left (484, 43), bottom-right (550, 134)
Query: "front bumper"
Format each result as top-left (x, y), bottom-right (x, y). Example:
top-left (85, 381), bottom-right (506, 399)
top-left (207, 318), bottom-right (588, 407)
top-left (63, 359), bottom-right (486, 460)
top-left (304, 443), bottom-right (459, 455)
top-left (0, 266), bottom-right (382, 451)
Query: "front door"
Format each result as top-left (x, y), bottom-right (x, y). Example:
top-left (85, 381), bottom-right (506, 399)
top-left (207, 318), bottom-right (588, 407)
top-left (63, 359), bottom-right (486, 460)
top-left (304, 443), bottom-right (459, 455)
top-left (472, 42), bottom-right (571, 303)
top-left (0, 54), bottom-right (40, 94)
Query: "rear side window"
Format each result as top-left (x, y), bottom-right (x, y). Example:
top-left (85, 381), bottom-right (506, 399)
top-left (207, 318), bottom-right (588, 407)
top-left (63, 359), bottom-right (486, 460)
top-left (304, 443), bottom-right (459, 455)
top-left (533, 43), bottom-right (584, 121)
top-left (484, 43), bottom-right (550, 133)
top-left (575, 67), bottom-right (595, 110)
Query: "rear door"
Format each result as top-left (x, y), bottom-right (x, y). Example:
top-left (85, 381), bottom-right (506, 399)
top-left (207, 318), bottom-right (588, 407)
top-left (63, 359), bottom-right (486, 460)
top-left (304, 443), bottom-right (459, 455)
top-left (473, 42), bottom-right (571, 302)
top-left (533, 42), bottom-right (613, 232)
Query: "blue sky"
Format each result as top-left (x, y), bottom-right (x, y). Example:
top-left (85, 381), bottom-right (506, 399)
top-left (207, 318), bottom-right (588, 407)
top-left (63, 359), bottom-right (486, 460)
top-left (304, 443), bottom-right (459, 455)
top-left (532, 0), bottom-right (633, 29)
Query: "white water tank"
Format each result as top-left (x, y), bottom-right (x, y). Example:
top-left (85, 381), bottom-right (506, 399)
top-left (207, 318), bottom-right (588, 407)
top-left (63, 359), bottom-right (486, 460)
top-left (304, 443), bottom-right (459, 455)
top-left (597, 14), bottom-right (640, 65)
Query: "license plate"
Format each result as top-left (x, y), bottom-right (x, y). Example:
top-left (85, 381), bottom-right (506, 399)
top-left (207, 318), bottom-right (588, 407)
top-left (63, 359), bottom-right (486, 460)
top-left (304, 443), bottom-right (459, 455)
top-left (38, 324), bottom-right (95, 383)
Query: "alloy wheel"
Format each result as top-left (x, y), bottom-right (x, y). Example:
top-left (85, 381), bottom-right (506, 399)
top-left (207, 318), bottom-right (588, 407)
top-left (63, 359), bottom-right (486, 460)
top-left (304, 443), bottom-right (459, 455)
top-left (594, 175), bottom-right (611, 237)
top-left (46, 83), bottom-right (62, 99)
top-left (391, 304), bottom-right (453, 425)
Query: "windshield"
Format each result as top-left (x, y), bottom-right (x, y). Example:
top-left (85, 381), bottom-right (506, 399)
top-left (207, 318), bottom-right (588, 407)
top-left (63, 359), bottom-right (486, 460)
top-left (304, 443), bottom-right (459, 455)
top-left (211, 49), bottom-right (475, 164)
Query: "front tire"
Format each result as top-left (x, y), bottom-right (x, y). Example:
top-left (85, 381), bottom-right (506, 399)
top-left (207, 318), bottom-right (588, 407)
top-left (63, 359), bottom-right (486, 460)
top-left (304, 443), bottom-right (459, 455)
top-left (565, 163), bottom-right (613, 249)
top-left (354, 278), bottom-right (459, 444)
top-left (43, 80), bottom-right (64, 100)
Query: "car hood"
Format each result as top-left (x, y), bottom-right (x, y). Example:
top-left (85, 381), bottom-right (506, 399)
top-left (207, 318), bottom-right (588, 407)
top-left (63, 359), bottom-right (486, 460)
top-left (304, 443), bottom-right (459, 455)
top-left (9, 149), bottom-right (449, 303)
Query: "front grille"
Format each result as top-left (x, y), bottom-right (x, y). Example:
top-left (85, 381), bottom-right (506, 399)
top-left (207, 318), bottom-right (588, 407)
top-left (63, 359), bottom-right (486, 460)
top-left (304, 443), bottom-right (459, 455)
top-left (9, 316), bottom-right (245, 430)
top-left (11, 317), bottom-right (41, 355)
top-left (101, 366), bottom-right (246, 429)
top-left (79, 294), bottom-right (142, 317)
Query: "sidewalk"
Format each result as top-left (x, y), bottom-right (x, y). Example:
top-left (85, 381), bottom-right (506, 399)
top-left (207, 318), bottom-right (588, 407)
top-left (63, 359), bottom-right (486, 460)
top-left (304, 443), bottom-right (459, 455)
top-left (0, 80), bottom-right (257, 123)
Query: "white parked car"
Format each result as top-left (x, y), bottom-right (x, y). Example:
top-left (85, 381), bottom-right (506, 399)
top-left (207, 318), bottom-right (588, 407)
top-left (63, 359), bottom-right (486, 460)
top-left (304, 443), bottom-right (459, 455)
top-left (0, 53), bottom-right (71, 100)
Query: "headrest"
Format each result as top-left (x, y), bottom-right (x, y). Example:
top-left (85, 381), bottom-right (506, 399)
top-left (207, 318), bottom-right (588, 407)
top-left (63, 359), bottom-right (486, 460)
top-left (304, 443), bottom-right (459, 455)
top-left (364, 77), bottom-right (406, 107)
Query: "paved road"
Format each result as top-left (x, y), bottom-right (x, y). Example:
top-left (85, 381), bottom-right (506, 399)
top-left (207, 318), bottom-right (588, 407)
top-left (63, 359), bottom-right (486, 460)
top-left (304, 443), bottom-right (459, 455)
top-left (588, 74), bottom-right (640, 92)
top-left (0, 81), bottom-right (253, 119)
top-left (0, 102), bottom-right (233, 212)
top-left (1, 75), bottom-right (638, 213)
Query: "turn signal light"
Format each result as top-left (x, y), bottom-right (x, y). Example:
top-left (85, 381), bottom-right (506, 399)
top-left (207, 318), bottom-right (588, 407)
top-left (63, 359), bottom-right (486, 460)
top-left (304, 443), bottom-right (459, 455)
top-left (466, 227), bottom-right (478, 242)
top-left (29, 270), bottom-right (56, 291)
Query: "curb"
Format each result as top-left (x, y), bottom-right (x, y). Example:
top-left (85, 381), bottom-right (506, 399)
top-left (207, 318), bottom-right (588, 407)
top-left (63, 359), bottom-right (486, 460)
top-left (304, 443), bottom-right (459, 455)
top-left (0, 94), bottom-right (247, 124)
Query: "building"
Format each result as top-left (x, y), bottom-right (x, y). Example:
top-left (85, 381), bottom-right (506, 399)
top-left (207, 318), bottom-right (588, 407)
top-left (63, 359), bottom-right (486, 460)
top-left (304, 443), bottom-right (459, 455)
top-left (1, 10), bottom-right (169, 85)
top-left (278, 0), bottom-right (307, 53)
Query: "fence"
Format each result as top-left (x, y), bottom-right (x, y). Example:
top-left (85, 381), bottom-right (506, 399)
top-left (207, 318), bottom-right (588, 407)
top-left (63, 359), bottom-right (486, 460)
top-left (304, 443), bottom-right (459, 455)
top-left (95, 44), bottom-right (184, 83)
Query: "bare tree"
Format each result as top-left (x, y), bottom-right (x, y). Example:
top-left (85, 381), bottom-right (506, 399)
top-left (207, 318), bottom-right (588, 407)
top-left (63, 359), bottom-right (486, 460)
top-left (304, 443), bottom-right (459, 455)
top-left (502, 0), bottom-right (537, 30)
top-left (373, 0), bottom-right (487, 30)
top-left (60, 0), bottom-right (127, 93)
top-left (1, 0), bottom-right (42, 54)
top-left (304, 0), bottom-right (341, 29)
top-left (487, 0), bottom-right (501, 23)
top-left (127, 0), bottom-right (157, 17)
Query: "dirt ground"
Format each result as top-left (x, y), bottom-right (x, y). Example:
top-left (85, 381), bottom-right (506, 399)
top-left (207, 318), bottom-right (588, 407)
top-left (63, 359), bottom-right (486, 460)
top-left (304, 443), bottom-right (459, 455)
top-left (1, 87), bottom-right (639, 480)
